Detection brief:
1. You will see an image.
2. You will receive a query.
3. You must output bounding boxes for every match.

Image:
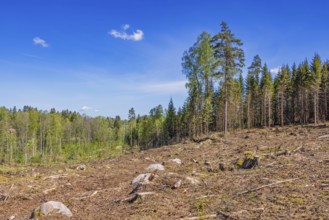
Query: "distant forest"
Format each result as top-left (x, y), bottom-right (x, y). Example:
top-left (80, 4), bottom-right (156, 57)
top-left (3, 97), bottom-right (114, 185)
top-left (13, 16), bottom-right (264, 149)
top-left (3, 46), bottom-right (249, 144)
top-left (1, 21), bottom-right (328, 164)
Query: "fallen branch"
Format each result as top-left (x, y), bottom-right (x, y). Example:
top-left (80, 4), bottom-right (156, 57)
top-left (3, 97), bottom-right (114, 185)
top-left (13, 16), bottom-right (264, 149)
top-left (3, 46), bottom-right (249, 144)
top-left (217, 211), bottom-right (231, 219)
top-left (192, 137), bottom-right (217, 143)
top-left (122, 192), bottom-right (156, 203)
top-left (4, 184), bottom-right (14, 202)
top-left (129, 183), bottom-right (142, 195)
top-left (184, 214), bottom-right (218, 220)
top-left (263, 150), bottom-right (288, 158)
top-left (43, 187), bottom-right (57, 195)
top-left (291, 145), bottom-right (303, 154)
top-left (75, 190), bottom-right (98, 200)
top-left (195, 194), bottom-right (215, 199)
top-left (43, 174), bottom-right (68, 180)
top-left (265, 162), bottom-right (277, 167)
top-left (236, 178), bottom-right (300, 197)
top-left (318, 134), bottom-right (329, 139)
top-left (274, 150), bottom-right (288, 157)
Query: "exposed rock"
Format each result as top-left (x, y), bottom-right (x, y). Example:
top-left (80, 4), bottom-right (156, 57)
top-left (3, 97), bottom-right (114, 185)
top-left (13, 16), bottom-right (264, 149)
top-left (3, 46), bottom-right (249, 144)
top-left (173, 180), bottom-right (182, 189)
top-left (31, 201), bottom-right (72, 218)
top-left (8, 215), bottom-right (16, 220)
top-left (186, 177), bottom-right (200, 185)
top-left (76, 165), bottom-right (86, 171)
top-left (169, 158), bottom-right (182, 164)
top-left (146, 163), bottom-right (165, 171)
top-left (131, 173), bottom-right (151, 185)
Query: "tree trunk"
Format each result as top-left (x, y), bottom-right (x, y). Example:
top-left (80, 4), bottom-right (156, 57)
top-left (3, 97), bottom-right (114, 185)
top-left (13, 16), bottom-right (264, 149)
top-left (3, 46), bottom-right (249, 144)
top-left (224, 72), bottom-right (228, 134)
top-left (268, 95), bottom-right (271, 128)
top-left (247, 94), bottom-right (251, 129)
top-left (325, 84), bottom-right (328, 120)
top-left (281, 92), bottom-right (284, 126)
top-left (314, 91), bottom-right (317, 125)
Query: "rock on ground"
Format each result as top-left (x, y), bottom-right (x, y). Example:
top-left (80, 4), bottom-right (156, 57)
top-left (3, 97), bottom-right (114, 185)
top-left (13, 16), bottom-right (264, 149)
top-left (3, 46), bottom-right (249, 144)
top-left (169, 158), bottom-right (182, 164)
top-left (131, 173), bottom-right (152, 185)
top-left (31, 201), bottom-right (73, 218)
top-left (146, 163), bottom-right (165, 171)
top-left (76, 164), bottom-right (86, 171)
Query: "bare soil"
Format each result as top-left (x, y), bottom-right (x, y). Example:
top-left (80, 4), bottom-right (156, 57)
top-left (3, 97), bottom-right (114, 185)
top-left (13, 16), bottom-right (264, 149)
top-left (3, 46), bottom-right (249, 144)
top-left (1, 125), bottom-right (328, 219)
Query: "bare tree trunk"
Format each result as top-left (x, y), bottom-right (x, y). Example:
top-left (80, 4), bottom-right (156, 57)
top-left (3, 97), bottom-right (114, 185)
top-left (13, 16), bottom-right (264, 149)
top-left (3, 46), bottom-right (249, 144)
top-left (281, 92), bottom-right (284, 126)
top-left (247, 94), bottom-right (251, 129)
top-left (325, 84), bottom-right (328, 120)
top-left (314, 91), bottom-right (318, 125)
top-left (268, 95), bottom-right (271, 128)
top-left (263, 94), bottom-right (266, 127)
top-left (224, 72), bottom-right (228, 135)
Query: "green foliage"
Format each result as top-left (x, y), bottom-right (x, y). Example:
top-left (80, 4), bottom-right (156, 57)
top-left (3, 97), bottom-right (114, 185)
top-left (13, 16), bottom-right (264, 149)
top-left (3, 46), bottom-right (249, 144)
top-left (1, 21), bottom-right (329, 164)
top-left (164, 98), bottom-right (176, 141)
top-left (212, 21), bottom-right (245, 134)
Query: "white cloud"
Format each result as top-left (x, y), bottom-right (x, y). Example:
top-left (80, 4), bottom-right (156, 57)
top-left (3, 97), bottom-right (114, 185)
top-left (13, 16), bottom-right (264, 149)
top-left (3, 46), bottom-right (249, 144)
top-left (270, 67), bottom-right (280, 74)
top-left (80, 105), bottom-right (99, 112)
top-left (140, 80), bottom-right (187, 94)
top-left (33, 37), bottom-right (49, 48)
top-left (122, 24), bottom-right (130, 30)
top-left (109, 24), bottom-right (144, 41)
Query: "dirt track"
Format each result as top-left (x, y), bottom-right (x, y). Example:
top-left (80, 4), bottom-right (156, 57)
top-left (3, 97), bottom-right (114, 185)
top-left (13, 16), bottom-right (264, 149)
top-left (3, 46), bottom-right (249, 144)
top-left (1, 125), bottom-right (329, 219)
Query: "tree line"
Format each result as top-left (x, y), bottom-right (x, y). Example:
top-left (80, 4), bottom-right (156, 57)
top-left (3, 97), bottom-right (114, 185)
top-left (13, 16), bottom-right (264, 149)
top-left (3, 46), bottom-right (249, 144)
top-left (0, 102), bottom-right (179, 164)
top-left (1, 21), bottom-right (328, 164)
top-left (177, 21), bottom-right (329, 138)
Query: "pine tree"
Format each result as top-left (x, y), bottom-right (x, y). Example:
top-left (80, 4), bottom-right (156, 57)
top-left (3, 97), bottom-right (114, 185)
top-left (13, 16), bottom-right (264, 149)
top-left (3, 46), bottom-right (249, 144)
top-left (290, 63), bottom-right (298, 123)
top-left (260, 64), bottom-right (273, 127)
top-left (320, 62), bottom-right (329, 120)
top-left (212, 21), bottom-right (245, 134)
top-left (128, 108), bottom-right (136, 147)
top-left (310, 54), bottom-right (322, 125)
top-left (246, 55), bottom-right (262, 128)
top-left (278, 66), bottom-right (290, 126)
top-left (164, 98), bottom-right (176, 142)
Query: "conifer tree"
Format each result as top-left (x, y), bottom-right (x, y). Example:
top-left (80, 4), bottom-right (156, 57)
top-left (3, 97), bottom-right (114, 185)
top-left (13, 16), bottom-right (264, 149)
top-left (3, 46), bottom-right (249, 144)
top-left (320, 62), bottom-right (329, 120)
top-left (310, 54), bottom-right (322, 125)
top-left (212, 21), bottom-right (245, 134)
top-left (164, 98), bottom-right (176, 141)
top-left (260, 64), bottom-right (273, 127)
top-left (246, 55), bottom-right (262, 128)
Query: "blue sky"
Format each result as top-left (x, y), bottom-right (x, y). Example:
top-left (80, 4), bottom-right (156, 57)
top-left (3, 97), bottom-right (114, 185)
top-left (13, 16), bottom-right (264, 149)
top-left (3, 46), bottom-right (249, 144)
top-left (1, 0), bottom-right (329, 118)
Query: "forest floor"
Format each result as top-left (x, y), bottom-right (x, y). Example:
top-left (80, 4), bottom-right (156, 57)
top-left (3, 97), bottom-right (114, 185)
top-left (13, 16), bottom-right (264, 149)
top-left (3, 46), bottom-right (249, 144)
top-left (0, 124), bottom-right (329, 219)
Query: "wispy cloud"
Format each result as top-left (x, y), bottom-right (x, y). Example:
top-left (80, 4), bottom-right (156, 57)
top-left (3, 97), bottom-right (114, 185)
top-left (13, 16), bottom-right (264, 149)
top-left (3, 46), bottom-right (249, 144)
top-left (109, 24), bottom-right (144, 41)
top-left (270, 66), bottom-right (280, 74)
top-left (140, 80), bottom-right (187, 94)
top-left (122, 24), bottom-right (130, 30)
top-left (80, 105), bottom-right (99, 112)
top-left (33, 37), bottom-right (49, 48)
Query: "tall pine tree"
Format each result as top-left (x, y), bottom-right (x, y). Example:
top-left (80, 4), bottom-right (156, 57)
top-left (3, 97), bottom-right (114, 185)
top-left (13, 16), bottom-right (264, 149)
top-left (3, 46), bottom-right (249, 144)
top-left (212, 21), bottom-right (245, 134)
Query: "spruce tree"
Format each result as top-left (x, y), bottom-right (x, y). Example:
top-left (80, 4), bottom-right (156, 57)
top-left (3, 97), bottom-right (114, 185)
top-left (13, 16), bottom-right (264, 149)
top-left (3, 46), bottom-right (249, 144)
top-left (310, 54), bottom-right (322, 125)
top-left (246, 55), bottom-right (262, 127)
top-left (260, 64), bottom-right (273, 127)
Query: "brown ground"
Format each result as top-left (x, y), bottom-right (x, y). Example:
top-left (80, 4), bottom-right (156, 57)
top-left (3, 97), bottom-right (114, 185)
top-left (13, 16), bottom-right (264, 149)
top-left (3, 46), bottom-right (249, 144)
top-left (0, 125), bottom-right (328, 220)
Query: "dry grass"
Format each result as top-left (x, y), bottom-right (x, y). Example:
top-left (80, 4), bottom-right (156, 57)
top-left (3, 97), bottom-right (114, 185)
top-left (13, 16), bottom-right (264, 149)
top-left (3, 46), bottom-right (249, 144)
top-left (0, 124), bottom-right (328, 219)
